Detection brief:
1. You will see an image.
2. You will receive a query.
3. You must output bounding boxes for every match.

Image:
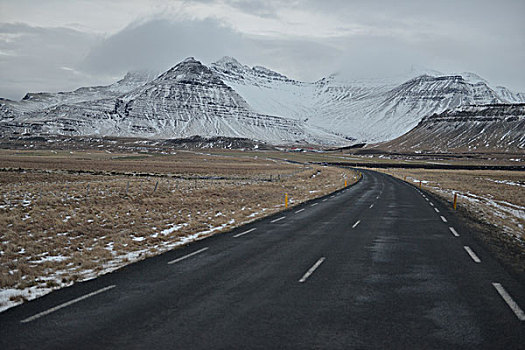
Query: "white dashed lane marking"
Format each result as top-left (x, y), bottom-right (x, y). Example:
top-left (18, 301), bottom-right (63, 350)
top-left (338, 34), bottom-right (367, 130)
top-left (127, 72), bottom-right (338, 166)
top-left (352, 220), bottom-right (360, 229)
top-left (449, 227), bottom-right (460, 237)
top-left (20, 285), bottom-right (116, 323)
top-left (271, 216), bottom-right (286, 223)
top-left (311, 203), bottom-right (318, 207)
top-left (233, 228), bottom-right (256, 238)
top-left (434, 208), bottom-right (440, 213)
top-left (299, 257), bottom-right (325, 283)
top-left (168, 247), bottom-right (209, 265)
top-left (295, 208), bottom-right (305, 214)
top-left (464, 246), bottom-right (481, 263)
top-left (440, 216), bottom-right (448, 223)
top-left (492, 283), bottom-right (525, 321)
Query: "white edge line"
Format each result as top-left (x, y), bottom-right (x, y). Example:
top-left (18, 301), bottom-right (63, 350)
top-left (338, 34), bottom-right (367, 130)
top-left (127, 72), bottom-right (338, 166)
top-left (352, 220), bottom-right (360, 228)
top-left (440, 216), bottom-right (448, 223)
top-left (295, 208), bottom-right (305, 214)
top-left (20, 285), bottom-right (116, 323)
top-left (299, 257), bottom-right (326, 283)
top-left (449, 227), bottom-right (460, 237)
top-left (463, 246), bottom-right (481, 263)
top-left (168, 247), bottom-right (209, 264)
top-left (271, 216), bottom-right (286, 223)
top-left (492, 283), bottom-right (525, 321)
top-left (233, 228), bottom-right (256, 238)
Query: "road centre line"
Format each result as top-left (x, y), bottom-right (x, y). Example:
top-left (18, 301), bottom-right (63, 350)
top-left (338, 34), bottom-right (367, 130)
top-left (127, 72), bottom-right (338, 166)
top-left (463, 246), bottom-right (481, 263)
top-left (299, 257), bottom-right (326, 283)
top-left (449, 227), bottom-right (460, 237)
top-left (352, 220), bottom-right (360, 228)
top-left (311, 203), bottom-right (318, 207)
top-left (233, 228), bottom-right (256, 238)
top-left (492, 283), bottom-right (525, 321)
top-left (434, 208), bottom-right (440, 213)
top-left (168, 247), bottom-right (209, 265)
top-left (440, 216), bottom-right (448, 223)
top-left (271, 216), bottom-right (286, 223)
top-left (20, 285), bottom-right (116, 323)
top-left (295, 208), bottom-right (305, 214)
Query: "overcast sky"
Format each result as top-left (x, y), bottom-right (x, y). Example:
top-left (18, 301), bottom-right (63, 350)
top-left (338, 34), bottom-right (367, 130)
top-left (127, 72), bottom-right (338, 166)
top-left (1, 0), bottom-right (524, 100)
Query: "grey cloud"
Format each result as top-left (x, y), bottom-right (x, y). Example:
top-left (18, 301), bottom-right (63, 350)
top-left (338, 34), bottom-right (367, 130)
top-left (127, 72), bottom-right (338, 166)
top-left (80, 17), bottom-right (341, 82)
top-left (81, 18), bottom-right (248, 75)
top-left (0, 23), bottom-right (102, 100)
top-left (2, 0), bottom-right (525, 99)
top-left (225, 0), bottom-right (278, 18)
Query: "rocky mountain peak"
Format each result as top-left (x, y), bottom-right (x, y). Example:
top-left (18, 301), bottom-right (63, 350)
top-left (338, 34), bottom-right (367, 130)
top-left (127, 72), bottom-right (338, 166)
top-left (118, 70), bottom-right (158, 85)
top-left (156, 57), bottom-right (223, 85)
top-left (214, 56), bottom-right (245, 70)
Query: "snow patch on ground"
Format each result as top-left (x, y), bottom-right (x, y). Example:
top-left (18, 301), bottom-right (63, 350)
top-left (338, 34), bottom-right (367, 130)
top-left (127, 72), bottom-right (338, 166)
top-left (0, 214), bottom-right (249, 314)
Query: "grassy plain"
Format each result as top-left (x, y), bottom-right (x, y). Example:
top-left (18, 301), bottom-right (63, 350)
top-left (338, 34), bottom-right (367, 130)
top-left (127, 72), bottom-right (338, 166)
top-left (0, 149), bottom-right (357, 308)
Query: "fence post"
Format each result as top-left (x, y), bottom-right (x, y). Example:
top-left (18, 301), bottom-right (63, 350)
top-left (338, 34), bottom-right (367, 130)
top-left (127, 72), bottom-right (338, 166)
top-left (154, 181), bottom-right (159, 192)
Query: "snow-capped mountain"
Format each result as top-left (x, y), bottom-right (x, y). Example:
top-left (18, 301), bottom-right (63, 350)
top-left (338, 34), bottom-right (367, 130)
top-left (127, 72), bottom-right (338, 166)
top-left (1, 56), bottom-right (524, 146)
top-left (211, 57), bottom-right (525, 143)
top-left (1, 58), bottom-right (349, 145)
top-left (2, 71), bottom-right (157, 116)
top-left (373, 103), bottom-right (525, 152)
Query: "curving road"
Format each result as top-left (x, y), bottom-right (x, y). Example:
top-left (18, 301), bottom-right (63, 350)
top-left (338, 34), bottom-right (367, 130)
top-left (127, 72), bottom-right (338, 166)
top-left (1, 170), bottom-right (524, 349)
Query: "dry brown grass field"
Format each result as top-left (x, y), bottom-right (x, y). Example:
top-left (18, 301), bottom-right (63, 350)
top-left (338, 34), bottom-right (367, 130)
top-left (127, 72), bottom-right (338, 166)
top-left (0, 149), bottom-right (357, 310)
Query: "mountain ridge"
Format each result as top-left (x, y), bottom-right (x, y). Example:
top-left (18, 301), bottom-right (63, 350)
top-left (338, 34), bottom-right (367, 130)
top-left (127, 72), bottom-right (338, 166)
top-left (1, 56), bottom-right (524, 147)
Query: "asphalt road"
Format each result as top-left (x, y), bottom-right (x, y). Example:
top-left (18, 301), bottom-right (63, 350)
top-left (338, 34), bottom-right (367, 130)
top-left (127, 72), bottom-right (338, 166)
top-left (1, 169), bottom-right (524, 349)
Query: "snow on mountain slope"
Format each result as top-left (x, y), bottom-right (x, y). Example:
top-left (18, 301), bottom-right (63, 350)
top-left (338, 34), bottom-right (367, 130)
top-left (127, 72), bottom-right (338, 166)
top-left (211, 57), bottom-right (525, 143)
top-left (2, 58), bottom-right (349, 145)
top-left (2, 56), bottom-right (524, 146)
top-left (3, 71), bottom-right (157, 115)
top-left (374, 103), bottom-right (525, 152)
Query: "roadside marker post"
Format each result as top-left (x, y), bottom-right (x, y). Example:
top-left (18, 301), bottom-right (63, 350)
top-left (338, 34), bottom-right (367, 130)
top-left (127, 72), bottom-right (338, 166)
top-left (285, 193), bottom-right (289, 208)
top-left (419, 181), bottom-right (422, 189)
top-left (345, 179), bottom-right (347, 187)
top-left (453, 193), bottom-right (457, 210)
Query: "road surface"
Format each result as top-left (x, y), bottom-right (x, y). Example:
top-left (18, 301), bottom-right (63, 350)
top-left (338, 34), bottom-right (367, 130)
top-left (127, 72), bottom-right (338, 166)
top-left (1, 169), bottom-right (524, 349)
